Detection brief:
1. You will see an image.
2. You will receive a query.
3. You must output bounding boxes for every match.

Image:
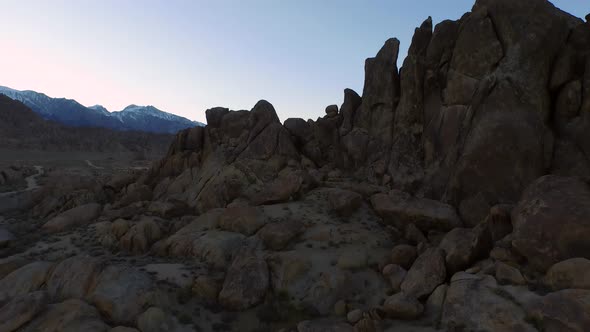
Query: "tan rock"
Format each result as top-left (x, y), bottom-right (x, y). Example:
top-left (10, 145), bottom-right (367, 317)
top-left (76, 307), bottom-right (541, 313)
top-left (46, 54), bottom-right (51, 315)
top-left (382, 264), bottom-right (407, 292)
top-left (0, 291), bottom-right (48, 332)
top-left (267, 251), bottom-right (312, 291)
top-left (0, 261), bottom-right (54, 303)
top-left (346, 309), bottom-right (363, 324)
top-left (404, 223), bottom-right (427, 245)
top-left (0, 256), bottom-right (30, 280)
top-left (111, 219), bottom-right (131, 238)
top-left (136, 307), bottom-right (175, 332)
top-left (192, 275), bottom-right (221, 303)
top-left (327, 188), bottom-right (362, 217)
top-left (258, 219), bottom-right (304, 250)
top-left (325, 104), bottom-right (339, 117)
top-left (383, 292), bottom-right (424, 320)
top-left (390, 244), bottom-right (417, 269)
top-left (400, 248), bottom-right (446, 299)
top-left (219, 247), bottom-right (269, 310)
top-left (423, 284), bottom-right (447, 325)
top-left (512, 176), bottom-right (590, 271)
top-left (371, 191), bottom-right (461, 232)
top-left (89, 265), bottom-right (154, 325)
top-left (155, 209), bottom-right (223, 257)
top-left (253, 170), bottom-right (304, 205)
top-left (438, 224), bottom-right (492, 275)
top-left (485, 204), bottom-right (514, 242)
top-left (218, 205), bottom-right (267, 236)
top-left (46, 255), bottom-right (103, 301)
top-left (119, 217), bottom-right (162, 254)
top-left (147, 200), bottom-right (191, 219)
top-left (42, 203), bottom-right (102, 233)
top-left (526, 289), bottom-right (590, 332)
top-left (544, 258), bottom-right (590, 290)
top-left (21, 299), bottom-right (110, 332)
top-left (441, 274), bottom-right (535, 332)
top-left (190, 231), bottom-right (245, 269)
top-left (495, 262), bottom-right (526, 285)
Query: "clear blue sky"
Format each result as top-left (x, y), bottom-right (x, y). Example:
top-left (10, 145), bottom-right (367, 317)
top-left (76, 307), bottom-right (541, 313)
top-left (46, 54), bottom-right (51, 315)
top-left (1, 1), bottom-right (587, 123)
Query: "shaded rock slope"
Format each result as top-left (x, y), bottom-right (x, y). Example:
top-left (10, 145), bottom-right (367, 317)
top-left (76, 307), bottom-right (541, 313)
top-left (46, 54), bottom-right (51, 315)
top-left (2, 1), bottom-right (590, 332)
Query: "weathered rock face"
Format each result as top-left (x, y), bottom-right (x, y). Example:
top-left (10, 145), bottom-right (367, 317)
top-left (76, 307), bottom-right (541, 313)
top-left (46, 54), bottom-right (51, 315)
top-left (544, 258), bottom-right (590, 291)
top-left (218, 246), bottom-right (269, 310)
top-left (383, 292), bottom-right (424, 320)
top-left (511, 175), bottom-right (590, 271)
top-left (144, 100), bottom-right (300, 213)
top-left (0, 261), bottom-right (54, 303)
top-left (46, 255), bottom-right (103, 301)
top-left (438, 223), bottom-right (492, 274)
top-left (21, 299), bottom-right (110, 332)
top-left (119, 216), bottom-right (163, 254)
top-left (526, 289), bottom-right (590, 332)
top-left (218, 205), bottom-right (267, 236)
top-left (137, 0), bottom-right (587, 237)
top-left (88, 265), bottom-right (154, 325)
top-left (257, 218), bottom-right (304, 250)
top-left (42, 203), bottom-right (102, 233)
top-left (441, 273), bottom-right (536, 332)
top-left (33, 3), bottom-right (588, 331)
top-left (0, 291), bottom-right (48, 332)
top-left (371, 190), bottom-right (461, 232)
top-left (400, 248), bottom-right (446, 299)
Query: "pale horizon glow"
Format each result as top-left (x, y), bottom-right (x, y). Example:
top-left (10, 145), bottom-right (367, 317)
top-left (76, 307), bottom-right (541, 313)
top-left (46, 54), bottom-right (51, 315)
top-left (1, 0), bottom-right (587, 123)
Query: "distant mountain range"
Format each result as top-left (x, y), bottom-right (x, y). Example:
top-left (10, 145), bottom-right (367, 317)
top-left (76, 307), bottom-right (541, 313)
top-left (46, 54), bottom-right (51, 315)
top-left (0, 86), bottom-right (204, 134)
top-left (0, 94), bottom-right (173, 157)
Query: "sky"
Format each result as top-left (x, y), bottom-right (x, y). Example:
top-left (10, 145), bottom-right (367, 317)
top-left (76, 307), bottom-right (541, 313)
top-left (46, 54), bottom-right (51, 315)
top-left (1, 1), bottom-right (587, 123)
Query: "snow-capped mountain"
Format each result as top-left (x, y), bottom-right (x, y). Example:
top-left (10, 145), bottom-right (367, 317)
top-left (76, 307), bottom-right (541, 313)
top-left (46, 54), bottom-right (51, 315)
top-left (111, 105), bottom-right (204, 133)
top-left (0, 86), bottom-right (204, 134)
top-left (89, 105), bottom-right (110, 116)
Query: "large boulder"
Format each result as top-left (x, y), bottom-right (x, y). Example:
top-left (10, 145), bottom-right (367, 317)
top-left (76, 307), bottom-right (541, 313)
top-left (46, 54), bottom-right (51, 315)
top-left (526, 289), bottom-right (590, 332)
top-left (0, 256), bottom-right (30, 280)
top-left (218, 246), bottom-right (269, 310)
top-left (390, 244), bottom-right (418, 269)
top-left (88, 265), bottom-right (154, 325)
top-left (0, 291), bottom-right (48, 332)
top-left (400, 248), bottom-right (446, 299)
top-left (190, 231), bottom-right (245, 269)
top-left (371, 191), bottom-right (461, 232)
top-left (19, 299), bottom-right (110, 332)
top-left (544, 258), bottom-right (590, 291)
top-left (438, 223), bottom-right (492, 274)
top-left (441, 273), bottom-right (535, 332)
top-left (136, 307), bottom-right (184, 332)
top-left (0, 261), bottom-right (54, 303)
top-left (42, 203), bottom-right (102, 233)
top-left (119, 217), bottom-right (163, 254)
top-left (46, 255), bottom-right (103, 301)
top-left (327, 188), bottom-right (363, 217)
top-left (218, 205), bottom-right (267, 236)
top-left (383, 292), bottom-right (424, 320)
top-left (511, 175), bottom-right (590, 271)
top-left (257, 218), bottom-right (304, 250)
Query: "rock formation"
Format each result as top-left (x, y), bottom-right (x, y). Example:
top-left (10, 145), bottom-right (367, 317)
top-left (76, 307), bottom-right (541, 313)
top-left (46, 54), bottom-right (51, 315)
top-left (2, 1), bottom-right (590, 331)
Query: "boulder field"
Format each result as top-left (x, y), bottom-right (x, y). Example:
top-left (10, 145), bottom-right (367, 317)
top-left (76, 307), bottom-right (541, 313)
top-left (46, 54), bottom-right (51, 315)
top-left (1, 0), bottom-right (590, 331)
